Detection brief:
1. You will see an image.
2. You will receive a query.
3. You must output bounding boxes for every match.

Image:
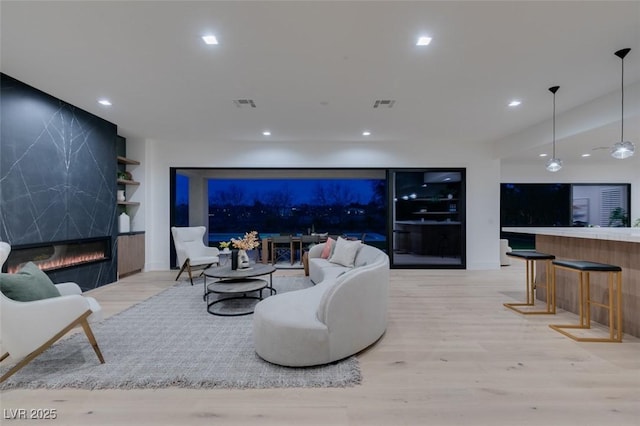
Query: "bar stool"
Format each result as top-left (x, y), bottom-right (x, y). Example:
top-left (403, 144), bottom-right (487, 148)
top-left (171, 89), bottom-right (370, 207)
top-left (504, 251), bottom-right (556, 315)
top-left (549, 260), bottom-right (623, 342)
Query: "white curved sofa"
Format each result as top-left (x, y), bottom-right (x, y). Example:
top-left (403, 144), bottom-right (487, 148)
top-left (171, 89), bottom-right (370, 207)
top-left (253, 241), bottom-right (389, 367)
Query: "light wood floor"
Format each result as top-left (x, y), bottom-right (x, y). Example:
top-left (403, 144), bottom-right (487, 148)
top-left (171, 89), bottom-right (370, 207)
top-left (2, 266), bottom-right (639, 425)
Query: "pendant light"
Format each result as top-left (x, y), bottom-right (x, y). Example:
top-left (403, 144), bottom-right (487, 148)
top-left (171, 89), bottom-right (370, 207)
top-left (610, 48), bottom-right (634, 159)
top-left (545, 86), bottom-right (562, 172)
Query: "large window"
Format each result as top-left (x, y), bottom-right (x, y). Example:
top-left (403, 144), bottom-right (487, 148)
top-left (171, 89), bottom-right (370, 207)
top-left (500, 183), bottom-right (631, 249)
top-left (170, 168), bottom-right (469, 269)
top-left (171, 169), bottom-right (387, 251)
top-left (207, 177), bottom-right (386, 246)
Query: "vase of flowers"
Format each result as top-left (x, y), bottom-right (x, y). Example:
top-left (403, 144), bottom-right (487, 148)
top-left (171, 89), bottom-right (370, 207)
top-left (237, 250), bottom-right (250, 269)
top-left (219, 241), bottom-right (231, 253)
top-left (231, 231), bottom-right (260, 269)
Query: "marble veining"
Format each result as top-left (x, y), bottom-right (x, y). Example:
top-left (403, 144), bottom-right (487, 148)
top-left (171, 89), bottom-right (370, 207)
top-left (502, 227), bottom-right (640, 243)
top-left (1, 74), bottom-right (118, 289)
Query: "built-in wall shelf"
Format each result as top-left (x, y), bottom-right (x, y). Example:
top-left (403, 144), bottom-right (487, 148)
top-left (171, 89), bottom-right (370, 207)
top-left (414, 198), bottom-right (458, 202)
top-left (412, 211), bottom-right (458, 215)
top-left (117, 156), bottom-right (140, 165)
top-left (116, 141), bottom-right (142, 214)
top-left (117, 179), bottom-right (140, 186)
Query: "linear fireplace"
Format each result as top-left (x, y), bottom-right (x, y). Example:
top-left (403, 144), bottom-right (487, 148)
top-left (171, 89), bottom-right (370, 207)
top-left (3, 237), bottom-right (111, 274)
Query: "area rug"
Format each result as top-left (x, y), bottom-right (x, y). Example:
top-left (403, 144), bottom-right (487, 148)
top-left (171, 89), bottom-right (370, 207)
top-left (0, 276), bottom-right (361, 390)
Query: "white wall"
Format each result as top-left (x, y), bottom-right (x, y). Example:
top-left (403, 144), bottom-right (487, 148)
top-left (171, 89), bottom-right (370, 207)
top-left (129, 135), bottom-right (637, 273)
top-left (138, 138), bottom-right (502, 271)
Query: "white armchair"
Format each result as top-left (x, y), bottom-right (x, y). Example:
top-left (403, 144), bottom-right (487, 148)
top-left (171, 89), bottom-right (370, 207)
top-left (0, 242), bottom-right (104, 383)
top-left (171, 226), bottom-right (219, 285)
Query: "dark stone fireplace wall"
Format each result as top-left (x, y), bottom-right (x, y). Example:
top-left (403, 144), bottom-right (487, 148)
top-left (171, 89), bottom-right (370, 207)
top-left (0, 74), bottom-right (118, 289)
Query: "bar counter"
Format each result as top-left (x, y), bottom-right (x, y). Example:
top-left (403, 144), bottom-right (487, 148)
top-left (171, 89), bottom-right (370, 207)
top-left (503, 227), bottom-right (640, 338)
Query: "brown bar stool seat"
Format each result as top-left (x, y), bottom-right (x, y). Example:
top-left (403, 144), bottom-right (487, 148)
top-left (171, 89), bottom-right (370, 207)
top-left (549, 260), bottom-right (623, 342)
top-left (504, 251), bottom-right (556, 315)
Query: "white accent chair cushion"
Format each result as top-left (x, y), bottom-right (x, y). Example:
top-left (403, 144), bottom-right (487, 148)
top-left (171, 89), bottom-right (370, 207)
top-left (171, 226), bottom-right (220, 268)
top-left (171, 226), bottom-right (220, 284)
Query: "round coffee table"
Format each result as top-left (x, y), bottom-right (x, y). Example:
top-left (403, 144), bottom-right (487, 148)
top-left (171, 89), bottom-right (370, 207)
top-left (206, 278), bottom-right (267, 316)
top-left (203, 264), bottom-right (277, 316)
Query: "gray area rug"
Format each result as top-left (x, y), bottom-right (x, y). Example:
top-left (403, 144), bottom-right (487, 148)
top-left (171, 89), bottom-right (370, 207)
top-left (0, 276), bottom-right (361, 390)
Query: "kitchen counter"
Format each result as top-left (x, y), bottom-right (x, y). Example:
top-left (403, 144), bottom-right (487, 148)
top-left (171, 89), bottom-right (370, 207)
top-left (502, 227), bottom-right (640, 243)
top-left (502, 227), bottom-right (640, 338)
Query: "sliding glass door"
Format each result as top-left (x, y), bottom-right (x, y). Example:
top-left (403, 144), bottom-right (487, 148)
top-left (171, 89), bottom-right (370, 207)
top-left (389, 169), bottom-right (466, 268)
top-left (171, 167), bottom-right (467, 269)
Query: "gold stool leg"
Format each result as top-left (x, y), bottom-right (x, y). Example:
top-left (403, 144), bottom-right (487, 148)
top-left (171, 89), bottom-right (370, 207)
top-left (616, 272), bottom-right (623, 341)
top-left (545, 260), bottom-right (556, 314)
top-left (608, 272), bottom-right (614, 341)
top-left (504, 258), bottom-right (555, 315)
top-left (582, 272), bottom-right (589, 327)
top-left (549, 267), bottom-right (623, 343)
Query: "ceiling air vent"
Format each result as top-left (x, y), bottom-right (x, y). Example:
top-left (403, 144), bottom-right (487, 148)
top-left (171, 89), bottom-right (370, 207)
top-left (233, 99), bottom-right (256, 108)
top-left (373, 100), bottom-right (395, 108)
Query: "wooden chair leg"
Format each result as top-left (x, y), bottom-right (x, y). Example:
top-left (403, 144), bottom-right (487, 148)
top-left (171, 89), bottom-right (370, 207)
top-left (186, 262), bottom-right (194, 285)
top-left (80, 318), bottom-right (105, 363)
top-left (0, 310), bottom-right (103, 383)
top-left (175, 259), bottom-right (189, 281)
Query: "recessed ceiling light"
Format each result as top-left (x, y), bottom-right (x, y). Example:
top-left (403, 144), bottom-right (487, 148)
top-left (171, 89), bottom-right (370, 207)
top-left (98, 99), bottom-right (112, 106)
top-left (508, 100), bottom-right (522, 107)
top-left (362, 131), bottom-right (371, 136)
top-left (262, 131), bottom-right (271, 136)
top-left (202, 35), bottom-right (218, 45)
top-left (539, 153), bottom-right (548, 157)
top-left (416, 36), bottom-right (432, 46)
top-left (581, 153), bottom-right (591, 157)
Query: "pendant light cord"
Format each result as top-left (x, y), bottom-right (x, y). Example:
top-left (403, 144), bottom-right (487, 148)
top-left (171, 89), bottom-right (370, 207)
top-left (621, 54), bottom-right (624, 143)
top-left (553, 91), bottom-right (556, 158)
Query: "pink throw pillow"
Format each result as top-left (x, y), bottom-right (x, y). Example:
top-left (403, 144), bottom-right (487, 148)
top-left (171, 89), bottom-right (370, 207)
top-left (320, 237), bottom-right (335, 259)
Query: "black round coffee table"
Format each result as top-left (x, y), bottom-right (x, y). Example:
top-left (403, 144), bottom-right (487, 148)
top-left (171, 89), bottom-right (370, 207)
top-left (206, 278), bottom-right (267, 316)
top-left (203, 264), bottom-right (277, 316)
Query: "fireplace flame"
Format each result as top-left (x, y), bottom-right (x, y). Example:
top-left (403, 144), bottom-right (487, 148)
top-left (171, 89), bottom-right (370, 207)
top-left (7, 251), bottom-right (106, 274)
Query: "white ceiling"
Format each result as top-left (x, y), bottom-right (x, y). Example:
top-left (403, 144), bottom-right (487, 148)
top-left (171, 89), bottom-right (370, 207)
top-left (1, 1), bottom-right (639, 166)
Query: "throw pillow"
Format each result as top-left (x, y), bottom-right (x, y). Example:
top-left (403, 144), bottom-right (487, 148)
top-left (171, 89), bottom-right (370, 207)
top-left (320, 237), bottom-right (335, 259)
top-left (0, 262), bottom-right (61, 302)
top-left (328, 237), bottom-right (362, 267)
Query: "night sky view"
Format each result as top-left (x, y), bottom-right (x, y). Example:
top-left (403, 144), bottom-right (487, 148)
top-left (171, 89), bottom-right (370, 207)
top-left (176, 177), bottom-right (380, 206)
top-left (207, 178), bottom-right (379, 206)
